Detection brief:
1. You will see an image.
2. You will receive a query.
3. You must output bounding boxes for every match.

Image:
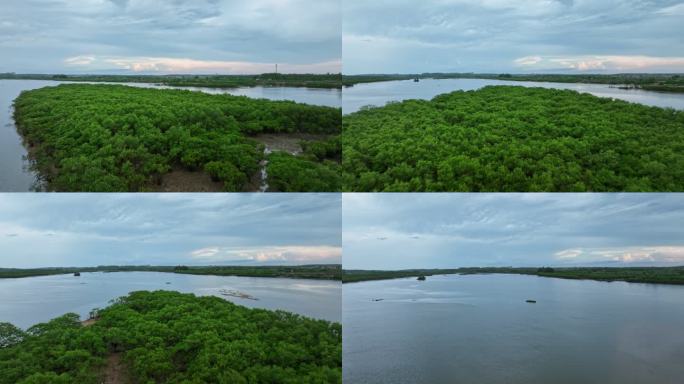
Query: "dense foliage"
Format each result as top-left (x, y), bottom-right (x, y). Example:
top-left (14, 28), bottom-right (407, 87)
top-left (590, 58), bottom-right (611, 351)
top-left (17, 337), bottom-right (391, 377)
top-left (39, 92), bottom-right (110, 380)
top-left (343, 267), bottom-right (684, 285)
top-left (0, 265), bottom-right (342, 280)
top-left (0, 291), bottom-right (341, 383)
top-left (342, 86), bottom-right (684, 192)
top-left (266, 139), bottom-right (340, 192)
top-left (342, 73), bottom-right (684, 92)
top-left (1, 73), bottom-right (342, 89)
top-left (14, 84), bottom-right (341, 191)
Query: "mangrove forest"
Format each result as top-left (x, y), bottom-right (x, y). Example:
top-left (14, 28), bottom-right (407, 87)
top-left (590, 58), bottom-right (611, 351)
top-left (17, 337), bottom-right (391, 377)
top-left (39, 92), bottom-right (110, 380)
top-left (14, 84), bottom-right (341, 192)
top-left (0, 290), bottom-right (341, 383)
top-left (342, 86), bottom-right (684, 192)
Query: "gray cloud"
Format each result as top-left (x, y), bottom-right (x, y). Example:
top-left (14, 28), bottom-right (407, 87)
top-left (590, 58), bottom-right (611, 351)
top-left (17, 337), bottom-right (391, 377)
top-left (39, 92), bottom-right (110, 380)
top-left (343, 0), bottom-right (684, 73)
top-left (0, 0), bottom-right (341, 74)
top-left (0, 193), bottom-right (341, 267)
top-left (343, 193), bottom-right (684, 269)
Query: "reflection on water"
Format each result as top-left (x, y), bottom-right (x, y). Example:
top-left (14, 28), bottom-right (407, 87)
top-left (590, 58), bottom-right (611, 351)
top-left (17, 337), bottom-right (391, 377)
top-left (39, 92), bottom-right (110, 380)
top-left (0, 272), bottom-right (341, 328)
top-left (342, 78), bottom-right (684, 114)
top-left (343, 274), bottom-right (684, 384)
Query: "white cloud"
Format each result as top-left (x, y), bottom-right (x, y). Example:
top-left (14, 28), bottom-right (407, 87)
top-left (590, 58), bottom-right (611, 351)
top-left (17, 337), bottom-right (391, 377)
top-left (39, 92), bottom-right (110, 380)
top-left (514, 55), bottom-right (684, 72)
top-left (189, 245), bottom-right (342, 263)
top-left (554, 246), bottom-right (684, 264)
top-left (656, 3), bottom-right (684, 16)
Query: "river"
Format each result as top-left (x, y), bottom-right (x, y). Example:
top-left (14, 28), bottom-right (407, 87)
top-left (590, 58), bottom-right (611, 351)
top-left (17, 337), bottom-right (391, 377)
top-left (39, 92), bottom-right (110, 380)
top-left (0, 79), bottom-right (341, 191)
top-left (0, 272), bottom-right (341, 328)
top-left (342, 78), bottom-right (684, 114)
top-left (343, 274), bottom-right (684, 384)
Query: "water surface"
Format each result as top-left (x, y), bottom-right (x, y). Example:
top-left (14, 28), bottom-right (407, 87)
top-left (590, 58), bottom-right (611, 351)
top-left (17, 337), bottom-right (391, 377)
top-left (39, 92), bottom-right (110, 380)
top-left (0, 272), bottom-right (341, 328)
top-left (343, 274), bottom-right (684, 384)
top-left (343, 78), bottom-right (684, 114)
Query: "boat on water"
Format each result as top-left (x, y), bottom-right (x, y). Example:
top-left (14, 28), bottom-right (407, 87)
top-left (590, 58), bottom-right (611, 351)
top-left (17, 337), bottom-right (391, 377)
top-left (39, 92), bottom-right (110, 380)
top-left (526, 299), bottom-right (537, 303)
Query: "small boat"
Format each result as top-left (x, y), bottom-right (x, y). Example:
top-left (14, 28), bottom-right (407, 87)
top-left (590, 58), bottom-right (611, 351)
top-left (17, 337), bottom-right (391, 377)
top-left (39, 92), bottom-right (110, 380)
top-left (526, 299), bottom-right (536, 303)
top-left (417, 276), bottom-right (426, 281)
top-left (73, 272), bottom-right (80, 277)
top-left (413, 78), bottom-right (420, 82)
top-left (372, 298), bottom-right (384, 302)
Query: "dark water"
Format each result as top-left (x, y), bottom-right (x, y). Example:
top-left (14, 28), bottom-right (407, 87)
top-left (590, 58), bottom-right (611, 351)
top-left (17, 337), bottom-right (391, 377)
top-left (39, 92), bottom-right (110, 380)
top-left (0, 272), bottom-right (341, 328)
top-left (343, 274), bottom-right (684, 384)
top-left (342, 78), bottom-right (684, 114)
top-left (0, 79), bottom-right (341, 191)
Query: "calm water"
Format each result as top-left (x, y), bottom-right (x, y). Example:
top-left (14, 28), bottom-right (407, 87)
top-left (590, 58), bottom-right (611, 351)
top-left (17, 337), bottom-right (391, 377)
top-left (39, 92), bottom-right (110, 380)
top-left (343, 274), bottom-right (684, 384)
top-left (0, 272), bottom-right (341, 328)
top-left (342, 78), bottom-right (684, 114)
top-left (0, 79), bottom-right (341, 191)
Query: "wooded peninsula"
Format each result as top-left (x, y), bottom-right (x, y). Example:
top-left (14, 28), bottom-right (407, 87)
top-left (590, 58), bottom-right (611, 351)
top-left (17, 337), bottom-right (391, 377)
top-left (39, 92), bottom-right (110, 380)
top-left (14, 84), bottom-right (341, 192)
top-left (0, 291), bottom-right (341, 383)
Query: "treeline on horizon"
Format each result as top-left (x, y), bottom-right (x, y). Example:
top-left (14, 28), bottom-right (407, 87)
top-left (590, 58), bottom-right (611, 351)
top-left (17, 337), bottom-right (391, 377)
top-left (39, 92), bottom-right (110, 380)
top-left (342, 72), bottom-right (684, 92)
top-left (342, 86), bottom-right (684, 192)
top-left (342, 266), bottom-right (684, 285)
top-left (14, 84), bottom-right (341, 192)
top-left (0, 72), bottom-right (342, 89)
top-left (0, 264), bottom-right (342, 281)
top-left (0, 291), bottom-right (341, 383)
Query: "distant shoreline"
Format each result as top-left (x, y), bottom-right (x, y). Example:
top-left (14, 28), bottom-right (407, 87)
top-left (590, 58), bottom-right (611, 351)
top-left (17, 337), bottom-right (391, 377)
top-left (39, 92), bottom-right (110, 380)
top-left (343, 266), bottom-right (684, 285)
top-left (341, 73), bottom-right (684, 93)
top-left (0, 265), bottom-right (342, 281)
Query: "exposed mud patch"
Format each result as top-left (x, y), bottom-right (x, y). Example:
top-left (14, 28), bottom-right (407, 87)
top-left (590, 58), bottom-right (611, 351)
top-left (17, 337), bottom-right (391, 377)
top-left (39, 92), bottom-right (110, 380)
top-left (103, 353), bottom-right (130, 384)
top-left (252, 133), bottom-right (330, 155)
top-left (152, 167), bottom-right (224, 192)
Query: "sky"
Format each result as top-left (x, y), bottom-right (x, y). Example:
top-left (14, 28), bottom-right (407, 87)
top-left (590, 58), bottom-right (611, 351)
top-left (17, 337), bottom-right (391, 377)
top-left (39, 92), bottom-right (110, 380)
top-left (343, 193), bottom-right (684, 269)
top-left (0, 194), bottom-right (341, 268)
top-left (343, 0), bottom-right (684, 74)
top-left (0, 0), bottom-right (341, 74)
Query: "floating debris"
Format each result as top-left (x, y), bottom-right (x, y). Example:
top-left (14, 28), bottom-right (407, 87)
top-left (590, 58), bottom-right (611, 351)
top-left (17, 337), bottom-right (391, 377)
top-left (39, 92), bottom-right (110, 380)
top-left (372, 298), bottom-right (384, 302)
top-left (219, 289), bottom-right (258, 301)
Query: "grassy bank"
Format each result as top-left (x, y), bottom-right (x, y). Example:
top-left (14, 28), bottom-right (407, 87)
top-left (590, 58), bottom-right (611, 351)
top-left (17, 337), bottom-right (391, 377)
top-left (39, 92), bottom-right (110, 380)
top-left (343, 267), bottom-right (684, 285)
top-left (1, 73), bottom-right (342, 89)
top-left (0, 264), bottom-right (342, 281)
top-left (0, 290), bottom-right (341, 383)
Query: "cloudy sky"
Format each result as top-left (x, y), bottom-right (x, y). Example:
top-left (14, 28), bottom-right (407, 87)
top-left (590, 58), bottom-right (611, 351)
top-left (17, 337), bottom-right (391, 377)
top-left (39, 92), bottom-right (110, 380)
top-left (344, 0), bottom-right (684, 74)
top-left (0, 0), bottom-right (340, 74)
top-left (0, 194), bottom-right (341, 268)
top-left (343, 194), bottom-right (684, 269)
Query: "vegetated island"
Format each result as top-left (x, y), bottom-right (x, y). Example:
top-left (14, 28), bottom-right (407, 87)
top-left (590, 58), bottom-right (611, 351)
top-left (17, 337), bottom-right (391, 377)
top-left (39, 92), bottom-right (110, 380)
top-left (0, 72), bottom-right (342, 89)
top-left (343, 266), bottom-right (684, 285)
top-left (0, 290), bottom-right (341, 383)
top-left (342, 86), bottom-right (684, 192)
top-left (0, 264), bottom-right (342, 281)
top-left (342, 72), bottom-right (684, 93)
top-left (14, 84), bottom-right (341, 192)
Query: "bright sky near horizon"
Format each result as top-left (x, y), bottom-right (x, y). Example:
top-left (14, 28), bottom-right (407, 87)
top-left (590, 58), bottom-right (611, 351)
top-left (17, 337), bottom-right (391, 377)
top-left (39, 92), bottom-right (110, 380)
top-left (343, 0), bottom-right (684, 74)
top-left (343, 194), bottom-right (684, 270)
top-left (0, 194), bottom-right (341, 268)
top-left (0, 0), bottom-right (341, 74)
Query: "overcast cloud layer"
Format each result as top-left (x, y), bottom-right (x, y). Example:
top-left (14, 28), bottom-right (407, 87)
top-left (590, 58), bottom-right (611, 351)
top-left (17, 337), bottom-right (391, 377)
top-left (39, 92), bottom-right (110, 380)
top-left (0, 194), bottom-right (341, 268)
top-left (343, 194), bottom-right (684, 269)
top-left (0, 0), bottom-right (341, 74)
top-left (344, 0), bottom-right (684, 74)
